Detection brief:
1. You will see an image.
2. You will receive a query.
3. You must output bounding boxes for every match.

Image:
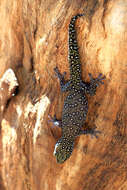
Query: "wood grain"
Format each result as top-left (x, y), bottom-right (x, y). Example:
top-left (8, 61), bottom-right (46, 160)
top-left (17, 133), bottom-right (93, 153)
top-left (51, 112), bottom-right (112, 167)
top-left (0, 0), bottom-right (126, 189)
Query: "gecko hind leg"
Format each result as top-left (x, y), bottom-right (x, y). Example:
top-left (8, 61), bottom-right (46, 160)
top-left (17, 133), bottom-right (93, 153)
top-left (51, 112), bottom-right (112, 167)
top-left (81, 73), bottom-right (106, 96)
top-left (54, 66), bottom-right (71, 92)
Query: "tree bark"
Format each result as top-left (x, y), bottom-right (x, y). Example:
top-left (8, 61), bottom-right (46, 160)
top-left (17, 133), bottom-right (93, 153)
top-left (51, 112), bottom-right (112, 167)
top-left (0, 0), bottom-right (127, 189)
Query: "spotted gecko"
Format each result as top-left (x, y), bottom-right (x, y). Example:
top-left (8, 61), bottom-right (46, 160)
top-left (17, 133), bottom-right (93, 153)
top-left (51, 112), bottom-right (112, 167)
top-left (50, 14), bottom-right (105, 163)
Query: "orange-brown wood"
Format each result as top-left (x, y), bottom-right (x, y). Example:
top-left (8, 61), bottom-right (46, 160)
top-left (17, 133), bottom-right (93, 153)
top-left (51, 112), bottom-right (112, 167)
top-left (0, 0), bottom-right (126, 189)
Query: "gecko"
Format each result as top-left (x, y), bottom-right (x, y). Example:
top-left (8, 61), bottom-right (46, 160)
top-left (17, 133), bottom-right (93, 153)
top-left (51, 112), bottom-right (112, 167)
top-left (50, 14), bottom-right (105, 164)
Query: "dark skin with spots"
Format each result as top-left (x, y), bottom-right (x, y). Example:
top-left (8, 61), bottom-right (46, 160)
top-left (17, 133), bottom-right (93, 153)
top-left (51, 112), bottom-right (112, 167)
top-left (50, 14), bottom-right (105, 164)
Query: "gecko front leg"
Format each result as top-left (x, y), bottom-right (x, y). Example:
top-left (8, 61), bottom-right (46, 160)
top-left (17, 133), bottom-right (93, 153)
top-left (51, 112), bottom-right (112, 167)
top-left (48, 115), bottom-right (62, 128)
top-left (79, 127), bottom-right (101, 138)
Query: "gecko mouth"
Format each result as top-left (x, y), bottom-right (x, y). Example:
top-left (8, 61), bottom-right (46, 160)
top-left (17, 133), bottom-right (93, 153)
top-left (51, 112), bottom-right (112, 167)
top-left (54, 138), bottom-right (74, 163)
top-left (55, 151), bottom-right (68, 164)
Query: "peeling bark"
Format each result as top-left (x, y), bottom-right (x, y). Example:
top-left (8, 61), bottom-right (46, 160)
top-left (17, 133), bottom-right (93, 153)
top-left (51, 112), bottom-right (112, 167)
top-left (0, 0), bottom-right (127, 190)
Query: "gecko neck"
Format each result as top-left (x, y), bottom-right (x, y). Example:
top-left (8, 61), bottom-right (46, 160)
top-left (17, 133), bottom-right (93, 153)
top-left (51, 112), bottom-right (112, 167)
top-left (60, 136), bottom-right (75, 144)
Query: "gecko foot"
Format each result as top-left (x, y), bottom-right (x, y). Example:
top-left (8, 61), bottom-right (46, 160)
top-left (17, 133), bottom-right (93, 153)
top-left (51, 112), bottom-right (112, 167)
top-left (54, 67), bottom-right (71, 92)
top-left (88, 73), bottom-right (106, 87)
top-left (54, 67), bottom-right (66, 81)
top-left (48, 115), bottom-right (62, 128)
top-left (81, 73), bottom-right (105, 96)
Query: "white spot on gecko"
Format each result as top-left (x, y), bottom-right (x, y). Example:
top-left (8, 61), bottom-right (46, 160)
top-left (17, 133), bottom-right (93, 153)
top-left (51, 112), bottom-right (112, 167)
top-left (54, 121), bottom-right (60, 126)
top-left (53, 142), bottom-right (59, 155)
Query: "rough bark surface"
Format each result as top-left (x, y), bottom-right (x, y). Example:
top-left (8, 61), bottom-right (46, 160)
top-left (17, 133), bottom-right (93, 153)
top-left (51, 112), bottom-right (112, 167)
top-left (0, 0), bottom-right (127, 190)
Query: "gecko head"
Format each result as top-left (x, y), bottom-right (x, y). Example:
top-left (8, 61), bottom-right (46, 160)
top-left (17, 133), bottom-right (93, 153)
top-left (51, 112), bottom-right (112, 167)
top-left (53, 137), bottom-right (74, 164)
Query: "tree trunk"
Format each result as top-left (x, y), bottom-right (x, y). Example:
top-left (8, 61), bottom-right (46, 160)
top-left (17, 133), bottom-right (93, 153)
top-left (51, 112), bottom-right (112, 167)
top-left (0, 0), bottom-right (126, 189)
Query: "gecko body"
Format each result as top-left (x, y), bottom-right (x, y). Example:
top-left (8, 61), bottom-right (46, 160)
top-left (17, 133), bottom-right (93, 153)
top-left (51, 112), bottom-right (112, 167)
top-left (51, 14), bottom-right (105, 163)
